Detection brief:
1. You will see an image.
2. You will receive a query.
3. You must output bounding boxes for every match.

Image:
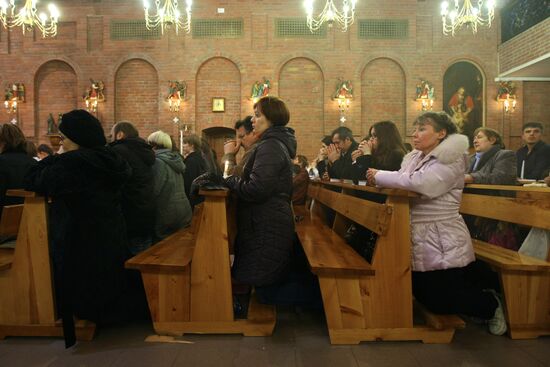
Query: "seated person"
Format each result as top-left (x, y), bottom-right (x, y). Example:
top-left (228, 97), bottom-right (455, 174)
top-left (292, 155), bottom-right (310, 206)
top-left (465, 127), bottom-right (516, 185)
top-left (368, 111), bottom-right (507, 336)
top-left (0, 123), bottom-right (36, 220)
top-left (25, 110), bottom-right (145, 347)
top-left (516, 122), bottom-right (550, 180)
top-left (37, 144), bottom-right (54, 160)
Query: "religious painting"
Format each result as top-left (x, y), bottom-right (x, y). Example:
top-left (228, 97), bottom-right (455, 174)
top-left (443, 62), bottom-right (484, 146)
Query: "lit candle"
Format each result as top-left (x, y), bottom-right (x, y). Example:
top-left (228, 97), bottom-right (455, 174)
top-left (179, 130), bottom-right (183, 156)
top-left (224, 160), bottom-right (230, 178)
top-left (520, 160), bottom-right (525, 179)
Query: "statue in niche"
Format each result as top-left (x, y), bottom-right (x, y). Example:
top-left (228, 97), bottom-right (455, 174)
top-left (333, 78), bottom-right (353, 99)
top-left (47, 113), bottom-right (59, 134)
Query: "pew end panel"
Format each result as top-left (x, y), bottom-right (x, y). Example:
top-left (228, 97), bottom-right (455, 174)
top-left (0, 190), bottom-right (96, 340)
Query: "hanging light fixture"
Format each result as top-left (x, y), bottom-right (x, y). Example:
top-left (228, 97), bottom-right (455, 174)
top-left (304, 0), bottom-right (357, 32)
top-left (440, 0), bottom-right (496, 36)
top-left (143, 0), bottom-right (192, 35)
top-left (0, 0), bottom-right (60, 38)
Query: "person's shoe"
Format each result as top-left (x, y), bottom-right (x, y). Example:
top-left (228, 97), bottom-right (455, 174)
top-left (487, 290), bottom-right (507, 336)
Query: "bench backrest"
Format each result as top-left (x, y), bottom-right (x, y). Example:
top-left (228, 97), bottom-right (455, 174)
top-left (0, 204), bottom-right (24, 238)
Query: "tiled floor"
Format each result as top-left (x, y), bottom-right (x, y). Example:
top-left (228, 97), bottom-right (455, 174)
top-left (1, 309), bottom-right (549, 367)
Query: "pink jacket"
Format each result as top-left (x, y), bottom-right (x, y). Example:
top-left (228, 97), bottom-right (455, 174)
top-left (375, 134), bottom-right (474, 272)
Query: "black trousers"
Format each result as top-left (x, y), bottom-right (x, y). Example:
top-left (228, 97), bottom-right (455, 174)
top-left (412, 261), bottom-right (498, 320)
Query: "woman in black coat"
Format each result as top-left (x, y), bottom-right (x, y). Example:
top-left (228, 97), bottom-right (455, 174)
top-left (25, 110), bottom-right (140, 347)
top-left (225, 96), bottom-right (297, 288)
top-left (0, 123), bottom-right (36, 219)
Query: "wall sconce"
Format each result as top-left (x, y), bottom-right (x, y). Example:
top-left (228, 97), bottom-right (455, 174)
top-left (83, 79), bottom-right (105, 113)
top-left (333, 78), bottom-right (353, 125)
top-left (167, 80), bottom-right (187, 112)
top-left (496, 81), bottom-right (517, 113)
top-left (4, 83), bottom-right (25, 113)
top-left (415, 79), bottom-right (434, 111)
top-left (250, 78), bottom-right (271, 104)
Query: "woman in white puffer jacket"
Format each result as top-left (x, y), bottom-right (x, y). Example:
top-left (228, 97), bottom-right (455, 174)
top-left (367, 111), bottom-right (506, 336)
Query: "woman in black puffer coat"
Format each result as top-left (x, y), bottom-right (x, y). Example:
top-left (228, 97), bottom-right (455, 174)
top-left (225, 96), bottom-right (296, 287)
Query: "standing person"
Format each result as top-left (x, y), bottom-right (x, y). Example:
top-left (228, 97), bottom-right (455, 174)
top-left (465, 127), bottom-right (517, 185)
top-left (222, 116), bottom-right (259, 177)
top-left (225, 96), bottom-right (297, 292)
top-left (367, 111), bottom-right (506, 336)
top-left (148, 131), bottom-right (192, 242)
top-left (326, 126), bottom-right (358, 180)
top-left (0, 123), bottom-right (36, 218)
top-left (24, 110), bottom-right (138, 347)
top-left (351, 120), bottom-right (406, 182)
top-left (110, 121), bottom-right (156, 255)
top-left (181, 135), bottom-right (207, 203)
top-left (516, 122), bottom-right (550, 180)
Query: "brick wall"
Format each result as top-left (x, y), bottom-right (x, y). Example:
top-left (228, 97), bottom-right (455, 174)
top-left (0, 0), bottom-right (545, 162)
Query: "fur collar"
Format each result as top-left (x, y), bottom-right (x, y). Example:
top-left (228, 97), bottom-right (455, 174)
top-left (402, 134), bottom-right (469, 167)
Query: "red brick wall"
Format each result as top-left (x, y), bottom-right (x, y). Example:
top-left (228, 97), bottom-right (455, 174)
top-left (34, 60), bottom-right (78, 140)
top-left (279, 58), bottom-right (324, 161)
top-left (195, 57), bottom-right (241, 132)
top-left (519, 81), bottom-right (550, 148)
top-left (115, 59), bottom-right (159, 137)
top-left (0, 0), bottom-right (546, 160)
top-left (361, 58), bottom-right (406, 139)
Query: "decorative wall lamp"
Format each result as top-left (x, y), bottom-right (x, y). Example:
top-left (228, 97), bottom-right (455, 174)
top-left (0, 0), bottom-right (60, 38)
top-left (4, 83), bottom-right (24, 124)
top-left (167, 80), bottom-right (187, 112)
top-left (83, 79), bottom-right (105, 113)
top-left (333, 78), bottom-right (353, 125)
top-left (250, 78), bottom-right (271, 104)
top-left (496, 81), bottom-right (517, 113)
top-left (143, 0), bottom-right (192, 35)
top-left (415, 79), bottom-right (434, 111)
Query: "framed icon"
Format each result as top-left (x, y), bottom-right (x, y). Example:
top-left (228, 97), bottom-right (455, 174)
top-left (212, 97), bottom-right (225, 112)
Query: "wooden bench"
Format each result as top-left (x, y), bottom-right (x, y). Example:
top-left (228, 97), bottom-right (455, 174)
top-left (0, 190), bottom-right (95, 340)
top-left (126, 189), bottom-right (276, 337)
top-left (0, 204), bottom-right (23, 271)
top-left (297, 181), bottom-right (464, 344)
top-left (461, 184), bottom-right (550, 339)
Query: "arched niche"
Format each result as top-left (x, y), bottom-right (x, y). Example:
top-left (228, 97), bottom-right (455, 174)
top-left (361, 58), bottom-right (406, 138)
top-left (115, 58), bottom-right (159, 137)
top-left (34, 60), bottom-right (78, 141)
top-left (278, 57), bottom-right (324, 162)
top-left (443, 61), bottom-right (485, 145)
top-left (195, 57), bottom-right (241, 132)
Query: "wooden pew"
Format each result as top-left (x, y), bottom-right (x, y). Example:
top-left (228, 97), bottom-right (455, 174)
top-left (0, 190), bottom-right (96, 340)
top-left (126, 189), bottom-right (276, 337)
top-left (0, 204), bottom-right (24, 272)
top-left (461, 184), bottom-right (550, 339)
top-left (297, 181), bottom-right (464, 345)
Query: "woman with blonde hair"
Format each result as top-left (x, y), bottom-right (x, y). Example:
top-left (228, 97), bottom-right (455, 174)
top-left (148, 130), bottom-right (192, 241)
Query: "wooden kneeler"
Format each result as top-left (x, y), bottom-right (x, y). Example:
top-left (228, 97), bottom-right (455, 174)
top-left (0, 190), bottom-right (95, 341)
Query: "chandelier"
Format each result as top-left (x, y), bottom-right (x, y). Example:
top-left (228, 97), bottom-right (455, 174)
top-left (143, 0), bottom-right (192, 35)
top-left (0, 0), bottom-right (60, 38)
top-left (304, 0), bottom-right (357, 32)
top-left (440, 0), bottom-right (496, 36)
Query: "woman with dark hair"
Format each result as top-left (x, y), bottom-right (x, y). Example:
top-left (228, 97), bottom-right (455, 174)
top-left (464, 127), bottom-right (516, 185)
top-left (181, 134), bottom-right (207, 204)
top-left (0, 123), bottom-right (35, 218)
top-left (351, 120), bottom-right (406, 182)
top-left (225, 96), bottom-right (296, 289)
top-left (367, 111), bottom-right (507, 336)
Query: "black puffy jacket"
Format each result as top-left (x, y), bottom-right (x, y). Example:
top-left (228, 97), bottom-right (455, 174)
top-left (226, 126), bottom-right (297, 286)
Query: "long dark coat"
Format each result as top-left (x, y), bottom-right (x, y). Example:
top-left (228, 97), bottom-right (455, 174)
top-left (226, 126), bottom-right (297, 286)
top-left (0, 149), bottom-right (36, 218)
top-left (25, 147), bottom-right (132, 346)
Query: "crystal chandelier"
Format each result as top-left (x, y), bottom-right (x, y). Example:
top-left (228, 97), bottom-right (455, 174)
top-left (304, 0), bottom-right (357, 32)
top-left (143, 0), bottom-right (192, 35)
top-left (0, 0), bottom-right (60, 38)
top-left (440, 0), bottom-right (496, 36)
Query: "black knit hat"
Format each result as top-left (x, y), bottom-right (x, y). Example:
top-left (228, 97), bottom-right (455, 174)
top-left (59, 109), bottom-right (106, 148)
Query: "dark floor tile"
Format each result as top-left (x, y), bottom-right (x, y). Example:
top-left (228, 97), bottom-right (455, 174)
top-left (110, 344), bottom-right (181, 367)
top-left (521, 343), bottom-right (550, 365)
top-left (352, 343), bottom-right (421, 367)
top-left (296, 347), bottom-right (358, 367)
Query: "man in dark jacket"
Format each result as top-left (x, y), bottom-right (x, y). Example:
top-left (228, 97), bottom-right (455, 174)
top-left (110, 121), bottom-right (156, 255)
top-left (0, 123), bottom-right (36, 218)
top-left (25, 110), bottom-right (142, 348)
top-left (182, 134), bottom-right (207, 205)
top-left (327, 126), bottom-right (359, 180)
top-left (516, 122), bottom-right (550, 180)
